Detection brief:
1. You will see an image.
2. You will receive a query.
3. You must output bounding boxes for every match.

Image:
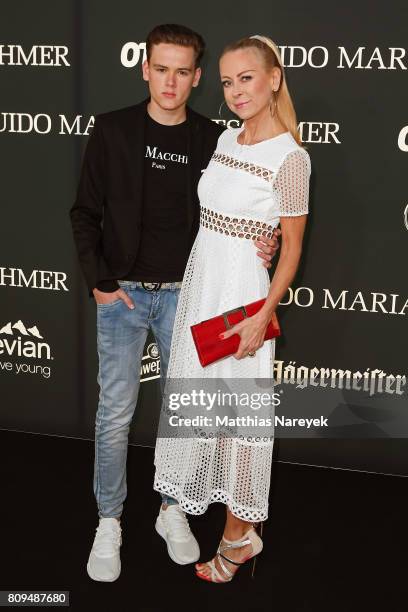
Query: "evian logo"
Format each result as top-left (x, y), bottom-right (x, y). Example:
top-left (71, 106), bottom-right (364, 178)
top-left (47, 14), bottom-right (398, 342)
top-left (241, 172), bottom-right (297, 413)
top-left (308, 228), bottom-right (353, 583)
top-left (0, 320), bottom-right (53, 379)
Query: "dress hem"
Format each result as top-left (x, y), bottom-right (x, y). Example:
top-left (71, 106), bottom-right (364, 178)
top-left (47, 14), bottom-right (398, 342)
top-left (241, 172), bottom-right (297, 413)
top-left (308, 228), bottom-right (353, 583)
top-left (154, 478), bottom-right (268, 522)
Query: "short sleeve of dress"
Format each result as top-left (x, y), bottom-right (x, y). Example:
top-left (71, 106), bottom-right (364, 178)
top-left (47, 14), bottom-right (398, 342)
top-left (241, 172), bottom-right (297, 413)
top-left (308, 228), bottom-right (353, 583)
top-left (273, 148), bottom-right (311, 217)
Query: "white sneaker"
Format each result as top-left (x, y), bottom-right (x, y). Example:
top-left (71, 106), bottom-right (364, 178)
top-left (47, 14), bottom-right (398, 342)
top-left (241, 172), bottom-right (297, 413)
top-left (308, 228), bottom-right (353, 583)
top-left (155, 504), bottom-right (200, 565)
top-left (87, 518), bottom-right (122, 582)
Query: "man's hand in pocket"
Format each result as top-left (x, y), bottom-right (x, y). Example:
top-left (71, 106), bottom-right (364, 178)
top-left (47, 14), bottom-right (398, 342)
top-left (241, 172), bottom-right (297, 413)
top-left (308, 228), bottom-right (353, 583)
top-left (93, 287), bottom-right (135, 309)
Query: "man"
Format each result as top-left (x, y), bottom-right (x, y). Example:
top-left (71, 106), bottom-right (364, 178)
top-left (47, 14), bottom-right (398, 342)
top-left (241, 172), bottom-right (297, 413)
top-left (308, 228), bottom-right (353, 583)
top-left (70, 23), bottom-right (279, 582)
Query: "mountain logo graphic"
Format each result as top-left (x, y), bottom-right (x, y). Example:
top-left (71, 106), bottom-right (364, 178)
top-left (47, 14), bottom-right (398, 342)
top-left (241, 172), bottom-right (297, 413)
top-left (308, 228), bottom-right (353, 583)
top-left (0, 320), bottom-right (43, 339)
top-left (0, 320), bottom-right (50, 360)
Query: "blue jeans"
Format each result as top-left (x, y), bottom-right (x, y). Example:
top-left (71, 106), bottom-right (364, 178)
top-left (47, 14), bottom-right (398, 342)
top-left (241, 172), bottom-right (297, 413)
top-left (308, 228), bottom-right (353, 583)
top-left (94, 281), bottom-right (180, 518)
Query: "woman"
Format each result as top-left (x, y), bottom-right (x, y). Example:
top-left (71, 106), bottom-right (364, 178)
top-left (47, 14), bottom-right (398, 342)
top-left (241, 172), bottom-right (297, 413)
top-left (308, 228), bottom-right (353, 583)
top-left (154, 34), bottom-right (311, 583)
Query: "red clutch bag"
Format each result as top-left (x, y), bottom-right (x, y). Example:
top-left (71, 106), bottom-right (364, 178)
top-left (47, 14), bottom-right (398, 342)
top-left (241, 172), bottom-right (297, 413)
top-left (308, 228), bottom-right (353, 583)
top-left (190, 299), bottom-right (281, 367)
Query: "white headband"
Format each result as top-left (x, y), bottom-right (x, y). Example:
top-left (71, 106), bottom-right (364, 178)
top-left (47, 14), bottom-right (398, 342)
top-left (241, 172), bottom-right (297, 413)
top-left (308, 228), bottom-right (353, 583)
top-left (250, 34), bottom-right (283, 67)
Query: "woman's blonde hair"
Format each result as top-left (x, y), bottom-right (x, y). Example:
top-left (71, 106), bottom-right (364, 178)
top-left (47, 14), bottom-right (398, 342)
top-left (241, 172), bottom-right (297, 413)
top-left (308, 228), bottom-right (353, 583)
top-left (221, 35), bottom-right (303, 147)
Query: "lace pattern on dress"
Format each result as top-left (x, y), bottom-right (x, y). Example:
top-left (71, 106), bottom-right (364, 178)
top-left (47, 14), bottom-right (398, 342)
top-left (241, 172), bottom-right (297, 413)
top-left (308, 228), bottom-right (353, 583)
top-left (273, 149), bottom-right (311, 216)
top-left (200, 207), bottom-right (274, 239)
top-left (211, 153), bottom-right (275, 182)
top-left (211, 147), bottom-right (311, 218)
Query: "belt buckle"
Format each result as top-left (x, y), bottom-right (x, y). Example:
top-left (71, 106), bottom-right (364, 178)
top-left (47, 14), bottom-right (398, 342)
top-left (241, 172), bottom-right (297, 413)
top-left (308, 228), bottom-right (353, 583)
top-left (141, 282), bottom-right (162, 291)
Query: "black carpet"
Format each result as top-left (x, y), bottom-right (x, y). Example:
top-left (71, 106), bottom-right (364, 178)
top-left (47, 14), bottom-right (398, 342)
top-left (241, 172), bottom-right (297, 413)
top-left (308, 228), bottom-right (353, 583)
top-left (0, 430), bottom-right (407, 612)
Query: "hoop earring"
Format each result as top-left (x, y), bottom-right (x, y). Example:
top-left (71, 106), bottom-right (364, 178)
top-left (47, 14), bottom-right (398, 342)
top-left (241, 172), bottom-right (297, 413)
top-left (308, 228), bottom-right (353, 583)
top-left (270, 90), bottom-right (278, 119)
top-left (218, 100), bottom-right (228, 120)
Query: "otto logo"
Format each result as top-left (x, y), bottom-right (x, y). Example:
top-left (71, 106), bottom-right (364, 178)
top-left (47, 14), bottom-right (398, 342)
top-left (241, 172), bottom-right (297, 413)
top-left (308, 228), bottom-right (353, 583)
top-left (0, 320), bottom-right (52, 379)
top-left (120, 42), bottom-right (147, 68)
top-left (398, 126), bottom-right (408, 152)
top-left (141, 343), bottom-right (160, 382)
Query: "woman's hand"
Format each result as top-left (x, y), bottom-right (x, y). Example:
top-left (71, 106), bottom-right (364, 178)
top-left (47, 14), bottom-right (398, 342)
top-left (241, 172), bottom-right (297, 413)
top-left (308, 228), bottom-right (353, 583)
top-left (254, 227), bottom-right (281, 268)
top-left (220, 310), bottom-right (271, 359)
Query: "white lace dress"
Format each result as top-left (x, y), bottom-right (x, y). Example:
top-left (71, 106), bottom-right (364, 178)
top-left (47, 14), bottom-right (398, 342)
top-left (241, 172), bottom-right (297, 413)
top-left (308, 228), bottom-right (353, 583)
top-left (154, 127), bottom-right (311, 521)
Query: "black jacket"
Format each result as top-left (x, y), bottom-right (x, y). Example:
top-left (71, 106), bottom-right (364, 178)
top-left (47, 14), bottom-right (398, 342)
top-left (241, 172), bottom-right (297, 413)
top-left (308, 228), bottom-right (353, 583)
top-left (70, 98), bottom-right (225, 296)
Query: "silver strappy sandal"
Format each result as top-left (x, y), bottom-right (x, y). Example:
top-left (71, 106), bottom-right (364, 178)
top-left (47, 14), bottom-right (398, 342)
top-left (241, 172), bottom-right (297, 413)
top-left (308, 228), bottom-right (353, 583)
top-left (195, 524), bottom-right (263, 583)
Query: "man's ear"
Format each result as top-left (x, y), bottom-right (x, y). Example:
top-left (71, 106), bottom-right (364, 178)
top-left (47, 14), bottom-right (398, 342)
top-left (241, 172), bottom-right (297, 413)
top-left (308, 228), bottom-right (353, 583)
top-left (192, 66), bottom-right (202, 88)
top-left (142, 60), bottom-right (149, 82)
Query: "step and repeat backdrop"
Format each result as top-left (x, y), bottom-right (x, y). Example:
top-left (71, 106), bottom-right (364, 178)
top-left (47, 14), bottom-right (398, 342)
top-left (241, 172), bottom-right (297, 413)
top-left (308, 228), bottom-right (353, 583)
top-left (1, 0), bottom-right (407, 474)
